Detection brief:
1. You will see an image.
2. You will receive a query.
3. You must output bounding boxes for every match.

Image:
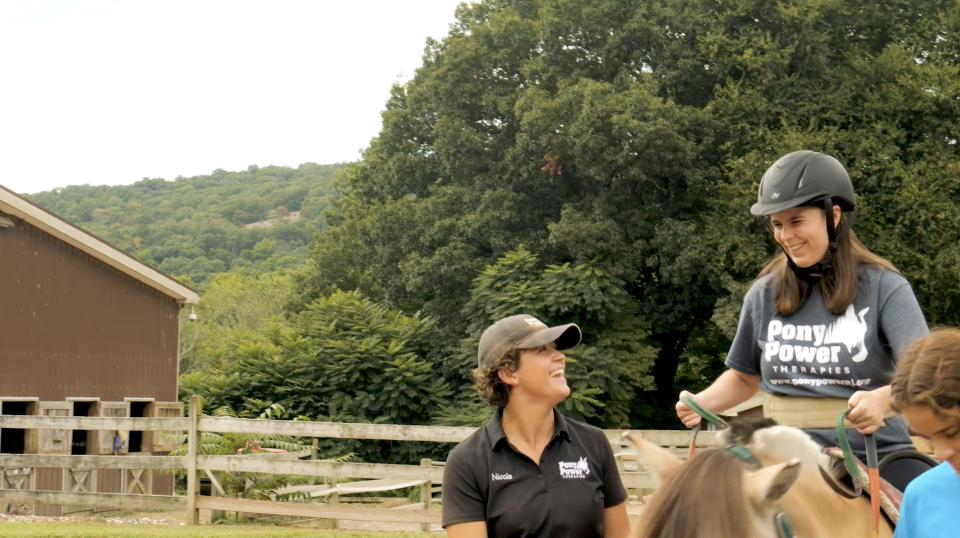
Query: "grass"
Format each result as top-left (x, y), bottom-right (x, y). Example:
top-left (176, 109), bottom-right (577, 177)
top-left (0, 522), bottom-right (429, 538)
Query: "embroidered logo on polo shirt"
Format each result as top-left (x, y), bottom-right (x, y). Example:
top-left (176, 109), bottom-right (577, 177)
top-left (491, 472), bottom-right (513, 481)
top-left (558, 457), bottom-right (590, 479)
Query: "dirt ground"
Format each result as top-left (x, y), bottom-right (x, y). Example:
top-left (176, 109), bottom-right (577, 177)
top-left (119, 503), bottom-right (446, 534)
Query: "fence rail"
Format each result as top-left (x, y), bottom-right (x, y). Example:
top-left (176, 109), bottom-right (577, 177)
top-left (0, 490), bottom-right (187, 512)
top-left (0, 395), bottom-right (718, 528)
top-left (198, 417), bottom-right (478, 443)
top-left (0, 416), bottom-right (190, 431)
top-left (0, 454), bottom-right (184, 470)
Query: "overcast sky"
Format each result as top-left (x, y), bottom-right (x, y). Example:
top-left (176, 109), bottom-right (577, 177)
top-left (0, 0), bottom-right (466, 194)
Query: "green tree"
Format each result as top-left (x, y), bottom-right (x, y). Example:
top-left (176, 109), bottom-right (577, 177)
top-left (439, 247), bottom-right (658, 428)
top-left (297, 0), bottom-right (960, 429)
top-left (180, 290), bottom-right (452, 463)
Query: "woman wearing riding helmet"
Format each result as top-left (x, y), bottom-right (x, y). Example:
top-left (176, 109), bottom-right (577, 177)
top-left (676, 150), bottom-right (933, 491)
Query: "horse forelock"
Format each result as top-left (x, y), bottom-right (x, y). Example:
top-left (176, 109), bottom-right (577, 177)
top-left (744, 425), bottom-right (824, 472)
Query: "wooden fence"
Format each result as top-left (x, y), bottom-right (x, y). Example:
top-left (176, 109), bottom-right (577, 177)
top-left (0, 395), bottom-right (720, 529)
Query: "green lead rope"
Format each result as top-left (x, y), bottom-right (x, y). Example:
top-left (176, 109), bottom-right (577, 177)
top-left (835, 409), bottom-right (861, 482)
top-left (681, 395), bottom-right (728, 429)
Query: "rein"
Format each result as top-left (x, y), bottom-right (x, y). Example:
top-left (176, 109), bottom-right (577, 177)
top-left (682, 396), bottom-right (882, 538)
top-left (836, 409), bottom-right (882, 538)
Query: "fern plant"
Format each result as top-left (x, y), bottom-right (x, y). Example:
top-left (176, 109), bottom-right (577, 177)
top-left (172, 402), bottom-right (354, 502)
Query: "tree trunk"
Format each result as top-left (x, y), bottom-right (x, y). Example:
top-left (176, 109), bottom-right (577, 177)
top-left (643, 332), bottom-right (688, 429)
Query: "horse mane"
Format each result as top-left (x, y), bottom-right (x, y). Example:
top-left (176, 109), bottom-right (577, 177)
top-left (634, 449), bottom-right (753, 538)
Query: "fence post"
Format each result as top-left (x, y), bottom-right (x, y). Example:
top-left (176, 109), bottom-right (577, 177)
top-left (420, 458), bottom-right (432, 533)
top-left (186, 395), bottom-right (201, 525)
top-left (309, 438), bottom-right (318, 485)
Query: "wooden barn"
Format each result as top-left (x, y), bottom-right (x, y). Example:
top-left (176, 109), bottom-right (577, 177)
top-left (0, 184), bottom-right (199, 516)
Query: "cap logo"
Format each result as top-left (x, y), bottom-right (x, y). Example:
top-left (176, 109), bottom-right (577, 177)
top-left (523, 318), bottom-right (547, 328)
top-left (771, 192), bottom-right (780, 199)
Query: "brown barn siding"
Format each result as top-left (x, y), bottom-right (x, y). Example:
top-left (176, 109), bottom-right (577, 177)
top-left (0, 216), bottom-right (179, 401)
top-left (98, 469), bottom-right (122, 494)
top-left (34, 468), bottom-right (63, 517)
top-left (152, 470), bottom-right (174, 496)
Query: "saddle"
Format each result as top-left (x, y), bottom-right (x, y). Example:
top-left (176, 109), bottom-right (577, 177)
top-left (817, 447), bottom-right (937, 526)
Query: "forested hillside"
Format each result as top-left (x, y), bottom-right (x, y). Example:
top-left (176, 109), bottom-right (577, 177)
top-left (27, 163), bottom-right (346, 287)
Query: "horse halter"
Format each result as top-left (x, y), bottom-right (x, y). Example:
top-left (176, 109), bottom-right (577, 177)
top-left (682, 396), bottom-right (797, 538)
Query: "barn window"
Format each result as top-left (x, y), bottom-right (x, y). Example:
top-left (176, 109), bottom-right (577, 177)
top-left (66, 398), bottom-right (99, 456)
top-left (0, 399), bottom-right (39, 454)
top-left (124, 398), bottom-right (154, 453)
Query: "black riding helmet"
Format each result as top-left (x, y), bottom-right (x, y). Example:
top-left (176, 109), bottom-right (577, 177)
top-left (752, 151), bottom-right (857, 277)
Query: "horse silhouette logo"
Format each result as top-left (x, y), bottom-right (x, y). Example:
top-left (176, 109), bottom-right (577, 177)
top-left (824, 304), bottom-right (870, 362)
top-left (576, 457), bottom-right (590, 475)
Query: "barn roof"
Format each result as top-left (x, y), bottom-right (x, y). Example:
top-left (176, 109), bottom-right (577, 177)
top-left (0, 184), bottom-right (199, 304)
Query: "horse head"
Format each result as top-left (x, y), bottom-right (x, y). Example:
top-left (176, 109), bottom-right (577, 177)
top-left (624, 419), bottom-right (894, 538)
top-left (625, 431), bottom-right (800, 538)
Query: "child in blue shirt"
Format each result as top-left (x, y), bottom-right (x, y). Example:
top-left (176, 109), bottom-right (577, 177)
top-left (895, 463), bottom-right (960, 538)
top-left (890, 328), bottom-right (960, 538)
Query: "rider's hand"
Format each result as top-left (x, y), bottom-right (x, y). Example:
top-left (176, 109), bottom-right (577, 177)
top-left (676, 390), bottom-right (702, 429)
top-left (846, 388), bottom-right (890, 435)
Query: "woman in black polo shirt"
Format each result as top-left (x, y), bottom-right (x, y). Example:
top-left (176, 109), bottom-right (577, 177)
top-left (441, 314), bottom-right (631, 538)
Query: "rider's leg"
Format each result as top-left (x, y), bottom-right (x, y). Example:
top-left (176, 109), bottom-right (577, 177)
top-left (878, 452), bottom-right (938, 492)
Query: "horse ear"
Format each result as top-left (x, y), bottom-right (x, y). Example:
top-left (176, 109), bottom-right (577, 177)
top-left (622, 433), bottom-right (681, 480)
top-left (746, 458), bottom-right (801, 506)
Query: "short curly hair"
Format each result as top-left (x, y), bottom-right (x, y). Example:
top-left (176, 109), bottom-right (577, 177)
top-left (472, 348), bottom-right (522, 407)
top-left (891, 328), bottom-right (960, 418)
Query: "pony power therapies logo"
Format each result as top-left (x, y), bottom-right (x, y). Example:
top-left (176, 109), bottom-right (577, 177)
top-left (559, 457), bottom-right (590, 479)
top-left (765, 304), bottom-right (870, 376)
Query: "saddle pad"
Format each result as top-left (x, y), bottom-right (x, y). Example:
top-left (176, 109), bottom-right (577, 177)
top-left (822, 447), bottom-right (902, 525)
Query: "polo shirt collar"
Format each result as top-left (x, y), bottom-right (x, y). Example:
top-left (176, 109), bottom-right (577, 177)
top-left (485, 406), bottom-right (570, 450)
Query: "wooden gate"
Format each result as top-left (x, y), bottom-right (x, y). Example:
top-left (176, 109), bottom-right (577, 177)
top-left (144, 402), bottom-right (184, 453)
top-left (61, 468), bottom-right (97, 515)
top-left (89, 402), bottom-right (129, 512)
top-left (25, 402), bottom-right (72, 455)
top-left (27, 402), bottom-right (72, 517)
top-left (89, 402), bottom-right (130, 455)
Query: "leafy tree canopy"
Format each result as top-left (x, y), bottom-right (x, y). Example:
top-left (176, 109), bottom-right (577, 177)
top-left (297, 0), bottom-right (960, 428)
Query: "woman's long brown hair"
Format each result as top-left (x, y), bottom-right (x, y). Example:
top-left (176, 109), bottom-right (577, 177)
top-left (634, 450), bottom-right (753, 538)
top-left (759, 211), bottom-right (898, 315)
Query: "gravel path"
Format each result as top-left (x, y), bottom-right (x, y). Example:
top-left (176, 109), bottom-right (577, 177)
top-left (0, 513), bottom-right (184, 525)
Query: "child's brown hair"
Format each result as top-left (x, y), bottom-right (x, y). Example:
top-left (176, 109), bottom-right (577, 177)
top-left (891, 328), bottom-right (960, 418)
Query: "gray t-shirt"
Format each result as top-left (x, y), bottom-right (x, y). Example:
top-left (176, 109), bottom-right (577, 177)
top-left (725, 264), bottom-right (929, 457)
